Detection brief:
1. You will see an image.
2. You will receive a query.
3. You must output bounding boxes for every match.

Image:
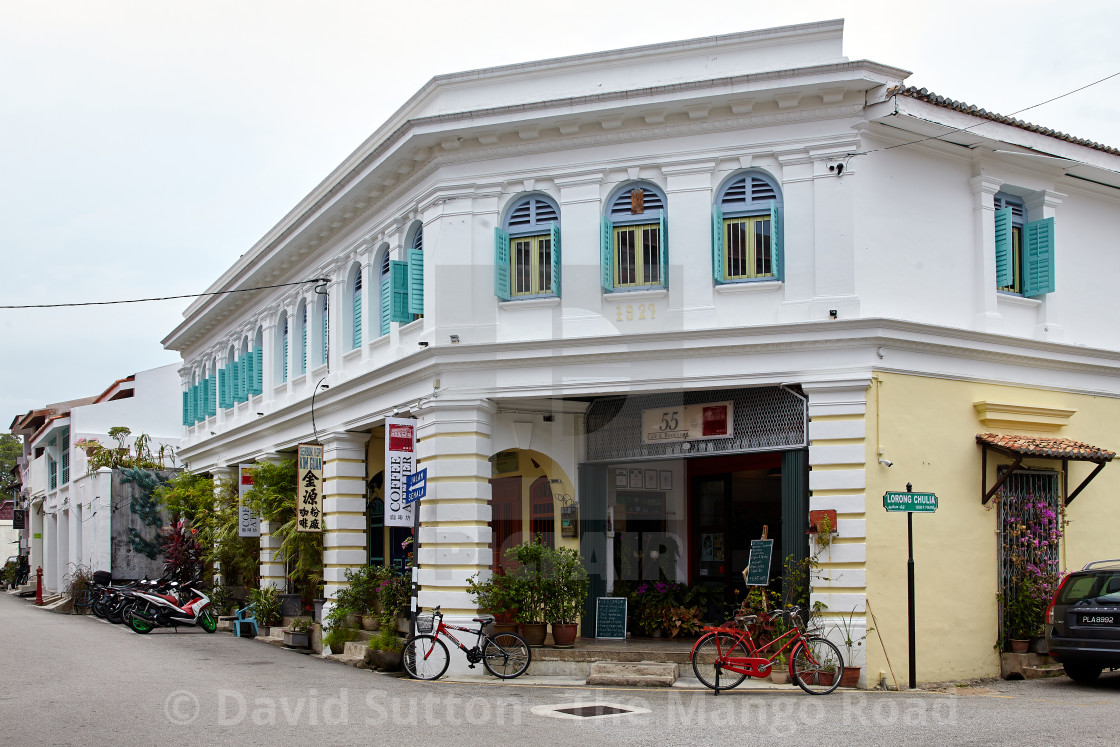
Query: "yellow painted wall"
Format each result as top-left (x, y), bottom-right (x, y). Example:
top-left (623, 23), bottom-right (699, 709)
top-left (864, 372), bottom-right (1120, 684)
top-left (489, 448), bottom-right (579, 557)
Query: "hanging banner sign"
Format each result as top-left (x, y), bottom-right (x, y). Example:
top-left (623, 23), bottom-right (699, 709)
top-left (12, 508), bottom-right (26, 530)
top-left (296, 443), bottom-right (324, 533)
top-left (385, 417), bottom-right (417, 527)
top-left (238, 464), bottom-right (261, 537)
top-left (641, 401), bottom-right (734, 444)
top-left (404, 468), bottom-right (427, 505)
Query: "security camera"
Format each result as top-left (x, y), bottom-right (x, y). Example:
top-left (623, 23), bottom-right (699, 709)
top-left (878, 457), bottom-right (893, 468)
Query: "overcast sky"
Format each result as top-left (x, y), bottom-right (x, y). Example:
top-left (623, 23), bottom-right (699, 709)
top-left (2, 0), bottom-right (1118, 428)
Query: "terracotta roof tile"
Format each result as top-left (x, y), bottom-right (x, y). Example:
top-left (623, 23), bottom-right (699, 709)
top-left (976, 433), bottom-right (1115, 462)
top-left (887, 85), bottom-right (1120, 156)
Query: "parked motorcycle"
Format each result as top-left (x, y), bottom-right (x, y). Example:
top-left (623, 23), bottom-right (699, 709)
top-left (127, 580), bottom-right (216, 634)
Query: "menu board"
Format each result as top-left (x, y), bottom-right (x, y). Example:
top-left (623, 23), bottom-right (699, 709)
top-left (743, 539), bottom-right (774, 586)
top-left (596, 597), bottom-right (628, 640)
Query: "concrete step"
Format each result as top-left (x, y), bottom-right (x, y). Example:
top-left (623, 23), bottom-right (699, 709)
top-left (585, 660), bottom-right (678, 687)
top-left (1023, 665), bottom-right (1065, 679)
top-left (326, 641), bottom-right (370, 668)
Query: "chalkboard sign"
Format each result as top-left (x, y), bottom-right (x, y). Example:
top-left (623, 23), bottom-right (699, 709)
top-left (743, 539), bottom-right (774, 586)
top-left (596, 597), bottom-right (628, 640)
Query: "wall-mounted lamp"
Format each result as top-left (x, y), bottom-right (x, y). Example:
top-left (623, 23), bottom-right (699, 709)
top-left (418, 341), bottom-right (429, 348)
top-left (829, 309), bottom-right (838, 319)
top-left (450, 335), bottom-right (459, 344)
top-left (256, 412), bottom-right (264, 417)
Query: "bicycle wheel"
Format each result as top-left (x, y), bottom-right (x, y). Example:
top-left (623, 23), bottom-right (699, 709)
top-left (791, 637), bottom-right (844, 695)
top-left (402, 635), bottom-right (450, 681)
top-left (691, 632), bottom-right (749, 690)
top-left (482, 633), bottom-right (531, 679)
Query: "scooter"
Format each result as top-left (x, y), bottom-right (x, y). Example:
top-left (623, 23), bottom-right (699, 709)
top-left (126, 580), bottom-right (217, 634)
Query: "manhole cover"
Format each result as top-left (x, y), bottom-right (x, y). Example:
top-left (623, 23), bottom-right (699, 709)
top-left (531, 702), bottom-right (651, 720)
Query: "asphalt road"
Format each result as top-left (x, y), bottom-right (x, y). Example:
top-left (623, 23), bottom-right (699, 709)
top-left (2, 592), bottom-right (1119, 746)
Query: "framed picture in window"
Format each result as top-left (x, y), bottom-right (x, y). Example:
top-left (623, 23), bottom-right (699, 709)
top-left (659, 470), bottom-right (672, 491)
top-left (615, 468), bottom-right (629, 488)
top-left (644, 469), bottom-right (657, 490)
top-left (629, 468), bottom-right (643, 489)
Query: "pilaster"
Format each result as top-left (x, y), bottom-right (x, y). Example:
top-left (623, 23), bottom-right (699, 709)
top-left (253, 453), bottom-right (287, 590)
top-left (320, 431), bottom-right (371, 603)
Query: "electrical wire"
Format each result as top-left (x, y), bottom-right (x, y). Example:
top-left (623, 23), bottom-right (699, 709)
top-left (854, 70), bottom-right (1120, 157)
top-left (0, 278), bottom-right (330, 310)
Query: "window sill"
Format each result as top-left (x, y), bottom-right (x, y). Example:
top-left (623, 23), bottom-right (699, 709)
top-left (499, 296), bottom-right (561, 310)
top-left (997, 292), bottom-right (1042, 308)
top-left (311, 363), bottom-right (328, 377)
top-left (714, 280), bottom-right (783, 294)
top-left (603, 288), bottom-right (667, 302)
top-left (367, 334), bottom-right (389, 351)
top-left (291, 373), bottom-right (307, 386)
top-left (343, 347), bottom-right (362, 362)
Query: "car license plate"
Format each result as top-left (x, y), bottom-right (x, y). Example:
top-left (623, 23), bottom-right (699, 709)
top-left (1076, 612), bottom-right (1120, 626)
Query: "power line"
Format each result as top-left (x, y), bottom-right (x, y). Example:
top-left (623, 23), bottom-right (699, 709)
top-left (0, 278), bottom-right (328, 310)
top-left (856, 70), bottom-right (1120, 157)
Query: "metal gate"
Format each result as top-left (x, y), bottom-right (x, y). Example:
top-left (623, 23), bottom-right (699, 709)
top-left (997, 469), bottom-right (1061, 637)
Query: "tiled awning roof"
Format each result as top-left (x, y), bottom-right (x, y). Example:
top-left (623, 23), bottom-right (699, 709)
top-left (976, 433), bottom-right (1115, 463)
top-left (888, 86), bottom-right (1120, 156)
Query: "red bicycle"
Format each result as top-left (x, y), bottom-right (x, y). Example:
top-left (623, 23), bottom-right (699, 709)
top-left (402, 606), bottom-right (532, 680)
top-left (690, 606), bottom-right (844, 695)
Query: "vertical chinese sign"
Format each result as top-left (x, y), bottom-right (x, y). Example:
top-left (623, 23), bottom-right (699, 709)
top-left (238, 464), bottom-right (261, 537)
top-left (385, 417), bottom-right (417, 527)
top-left (297, 443), bottom-right (324, 533)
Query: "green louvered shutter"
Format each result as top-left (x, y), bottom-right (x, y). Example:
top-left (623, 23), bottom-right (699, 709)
top-left (353, 282), bottom-right (362, 349)
top-left (247, 350), bottom-right (256, 396)
top-left (282, 333), bottom-right (289, 382)
top-left (301, 314), bottom-right (307, 374)
top-left (659, 209), bottom-right (668, 289)
top-left (993, 208), bottom-right (1013, 288)
top-left (1022, 217), bottom-right (1055, 297)
top-left (408, 247), bottom-right (424, 315)
top-left (322, 304), bottom-right (328, 364)
top-left (550, 221), bottom-right (561, 296)
top-left (494, 228), bottom-right (511, 301)
top-left (231, 361), bottom-right (238, 402)
top-left (600, 215), bottom-right (614, 291)
top-left (771, 200), bottom-right (783, 281)
top-left (236, 358), bottom-right (247, 403)
top-left (189, 385), bottom-right (198, 423)
top-left (182, 391), bottom-right (189, 425)
top-left (217, 368), bottom-right (226, 409)
top-left (380, 277), bottom-right (390, 335)
top-left (712, 205), bottom-right (724, 283)
top-left (389, 260), bottom-right (411, 322)
top-left (208, 376), bottom-right (217, 416)
top-left (254, 347), bottom-right (263, 393)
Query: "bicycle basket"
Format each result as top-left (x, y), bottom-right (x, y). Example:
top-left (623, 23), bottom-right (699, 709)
top-left (415, 615), bottom-right (435, 634)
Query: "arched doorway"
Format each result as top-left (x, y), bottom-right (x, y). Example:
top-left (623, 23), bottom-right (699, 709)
top-left (487, 449), bottom-right (574, 571)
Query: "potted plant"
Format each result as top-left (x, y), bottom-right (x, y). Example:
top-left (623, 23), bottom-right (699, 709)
top-left (834, 606), bottom-right (872, 687)
top-left (543, 546), bottom-right (589, 647)
top-left (1004, 578), bottom-right (1046, 652)
top-left (770, 652), bottom-right (790, 684)
top-left (507, 536), bottom-right (548, 645)
top-left (247, 586), bottom-right (282, 636)
top-left (322, 624), bottom-right (359, 655)
top-left (467, 571), bottom-right (522, 634)
top-left (367, 627), bottom-right (403, 670)
top-left (283, 616), bottom-right (313, 648)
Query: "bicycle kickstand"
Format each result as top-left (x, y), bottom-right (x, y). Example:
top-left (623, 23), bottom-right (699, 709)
top-left (714, 663), bottom-right (720, 696)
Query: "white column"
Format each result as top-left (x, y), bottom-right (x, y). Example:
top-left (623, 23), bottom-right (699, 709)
top-left (1025, 188), bottom-right (1066, 340)
top-left (251, 454), bottom-right (287, 591)
top-left (970, 173), bottom-right (1003, 328)
top-left (414, 398), bottom-right (494, 612)
top-left (210, 466), bottom-right (234, 587)
top-left (320, 432), bottom-right (371, 611)
top-left (662, 161), bottom-right (716, 315)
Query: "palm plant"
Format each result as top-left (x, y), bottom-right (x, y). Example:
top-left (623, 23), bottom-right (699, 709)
top-left (245, 459), bottom-right (323, 603)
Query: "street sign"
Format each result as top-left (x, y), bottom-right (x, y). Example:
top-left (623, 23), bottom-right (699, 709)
top-left (404, 468), bottom-right (427, 505)
top-left (883, 491), bottom-right (938, 512)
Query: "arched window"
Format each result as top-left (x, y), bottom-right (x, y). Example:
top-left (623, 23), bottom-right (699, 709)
top-left (378, 247), bottom-right (391, 336)
top-left (220, 345), bottom-right (236, 409)
top-left (408, 226), bottom-right (423, 318)
top-left (298, 301), bottom-right (307, 375)
top-left (388, 224), bottom-right (424, 323)
top-left (238, 338), bottom-right (250, 403)
top-left (351, 265), bottom-right (362, 349)
top-left (494, 194), bottom-right (560, 300)
top-left (252, 327), bottom-right (263, 395)
top-left (601, 183), bottom-right (667, 290)
top-left (278, 312), bottom-right (289, 383)
top-left (712, 171), bottom-right (783, 283)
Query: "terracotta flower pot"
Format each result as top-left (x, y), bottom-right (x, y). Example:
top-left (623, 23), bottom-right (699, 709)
top-left (770, 670), bottom-right (790, 685)
top-left (1010, 639), bottom-right (1030, 653)
top-left (360, 615), bottom-right (379, 631)
top-left (840, 666), bottom-right (861, 688)
top-left (492, 623), bottom-right (519, 635)
top-left (521, 622), bottom-right (548, 646)
top-left (551, 623), bottom-right (578, 648)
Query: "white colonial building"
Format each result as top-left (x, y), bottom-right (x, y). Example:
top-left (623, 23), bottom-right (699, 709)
top-left (163, 20), bottom-right (1120, 683)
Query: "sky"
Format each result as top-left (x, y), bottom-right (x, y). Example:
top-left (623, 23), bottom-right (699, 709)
top-left (2, 0), bottom-right (1118, 428)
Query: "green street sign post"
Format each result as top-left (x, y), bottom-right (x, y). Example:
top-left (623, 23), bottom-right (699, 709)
top-left (884, 483), bottom-right (938, 690)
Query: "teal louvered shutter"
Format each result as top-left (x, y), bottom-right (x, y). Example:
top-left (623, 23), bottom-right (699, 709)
top-left (408, 247), bottom-right (424, 315)
top-left (494, 228), bottom-right (511, 301)
top-left (218, 368), bottom-right (226, 409)
top-left (771, 200), bottom-right (783, 281)
top-left (1022, 217), bottom-right (1055, 297)
top-left (246, 350), bottom-right (255, 396)
top-left (550, 221), bottom-right (561, 296)
top-left (231, 361), bottom-right (238, 402)
top-left (283, 335), bottom-right (289, 382)
top-left (994, 207), bottom-right (1013, 287)
top-left (600, 215), bottom-right (614, 291)
top-left (389, 260), bottom-right (411, 322)
top-left (254, 347), bottom-right (263, 393)
top-left (189, 385), bottom-right (197, 423)
top-left (380, 277), bottom-right (390, 335)
top-left (236, 359), bottom-right (247, 403)
top-left (301, 315), bottom-right (307, 374)
top-left (659, 209), bottom-right (668, 289)
top-left (208, 376), bottom-right (217, 416)
top-left (353, 283), bottom-right (362, 349)
top-left (712, 205), bottom-right (724, 283)
top-left (322, 305), bottom-right (328, 365)
top-left (182, 391), bottom-right (189, 426)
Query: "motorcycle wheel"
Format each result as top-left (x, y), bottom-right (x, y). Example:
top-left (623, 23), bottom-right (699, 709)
top-left (91, 597), bottom-right (106, 618)
top-left (105, 602), bottom-right (124, 625)
top-left (128, 610), bottom-right (155, 634)
top-left (200, 609), bottom-right (217, 633)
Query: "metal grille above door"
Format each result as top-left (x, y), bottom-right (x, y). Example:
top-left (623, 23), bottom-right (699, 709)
top-left (585, 386), bottom-right (806, 463)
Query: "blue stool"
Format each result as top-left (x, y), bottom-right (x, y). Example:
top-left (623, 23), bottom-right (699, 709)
top-left (234, 603), bottom-right (258, 638)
